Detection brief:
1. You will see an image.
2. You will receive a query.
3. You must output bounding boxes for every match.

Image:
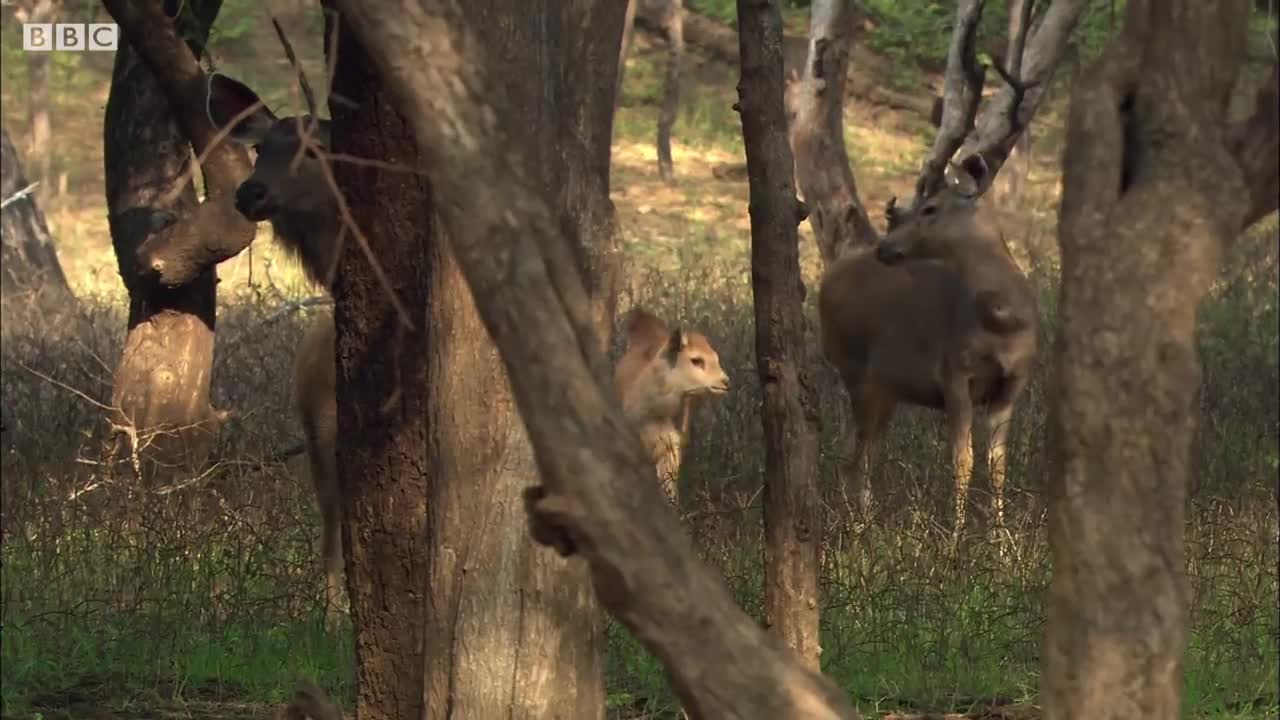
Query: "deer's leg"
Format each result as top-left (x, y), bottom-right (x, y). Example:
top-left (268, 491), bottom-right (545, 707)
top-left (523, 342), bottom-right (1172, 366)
top-left (654, 430), bottom-right (683, 509)
top-left (840, 384), bottom-right (894, 520)
top-left (984, 400), bottom-right (1016, 530)
top-left (306, 424), bottom-right (344, 630)
top-left (943, 380), bottom-right (975, 541)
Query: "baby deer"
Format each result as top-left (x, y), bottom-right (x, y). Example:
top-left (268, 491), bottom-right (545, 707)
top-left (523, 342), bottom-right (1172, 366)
top-left (614, 308), bottom-right (731, 506)
top-left (818, 155), bottom-right (1038, 539)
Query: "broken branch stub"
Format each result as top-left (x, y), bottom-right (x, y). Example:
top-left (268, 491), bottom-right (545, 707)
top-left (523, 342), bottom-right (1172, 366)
top-left (331, 1), bottom-right (858, 717)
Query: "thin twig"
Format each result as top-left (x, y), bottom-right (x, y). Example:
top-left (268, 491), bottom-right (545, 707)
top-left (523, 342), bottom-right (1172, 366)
top-left (0, 182), bottom-right (40, 211)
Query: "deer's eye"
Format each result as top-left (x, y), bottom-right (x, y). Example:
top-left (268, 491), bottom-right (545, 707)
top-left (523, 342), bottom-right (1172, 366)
top-left (691, 357), bottom-right (705, 368)
top-left (921, 204), bottom-right (938, 216)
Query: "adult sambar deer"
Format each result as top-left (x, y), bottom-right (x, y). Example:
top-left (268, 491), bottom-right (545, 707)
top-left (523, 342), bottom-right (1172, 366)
top-left (614, 308), bottom-right (731, 506)
top-left (206, 72), bottom-right (346, 627)
top-left (818, 154), bottom-right (1038, 539)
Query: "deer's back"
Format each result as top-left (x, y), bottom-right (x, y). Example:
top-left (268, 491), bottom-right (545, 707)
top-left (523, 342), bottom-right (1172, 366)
top-left (818, 249), bottom-right (1035, 408)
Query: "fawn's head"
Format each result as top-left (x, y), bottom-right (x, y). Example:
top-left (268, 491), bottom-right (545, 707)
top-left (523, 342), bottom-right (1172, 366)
top-left (876, 154), bottom-right (1006, 267)
top-left (624, 309), bottom-right (731, 403)
top-left (206, 72), bottom-right (332, 223)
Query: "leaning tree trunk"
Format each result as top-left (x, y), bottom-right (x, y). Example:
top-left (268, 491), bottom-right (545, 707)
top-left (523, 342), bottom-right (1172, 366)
top-left (736, 0), bottom-right (824, 670)
top-left (332, 2), bottom-right (860, 717)
top-left (322, 3), bottom-right (625, 718)
top-left (1, 125), bottom-right (74, 321)
top-left (103, 0), bottom-right (243, 476)
top-left (1043, 1), bottom-right (1278, 717)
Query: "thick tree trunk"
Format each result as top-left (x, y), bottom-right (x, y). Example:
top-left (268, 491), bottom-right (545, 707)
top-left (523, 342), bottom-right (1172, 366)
top-left (24, 0), bottom-right (55, 191)
top-left (657, 0), bottom-right (684, 182)
top-left (332, 3), bottom-right (859, 717)
top-left (103, 0), bottom-right (231, 475)
top-left (736, 0), bottom-right (824, 670)
top-left (322, 15), bottom-right (432, 720)
top-left (1043, 2), bottom-right (1278, 718)
top-left (322, 3), bottom-right (622, 718)
top-left (1, 125), bottom-right (74, 319)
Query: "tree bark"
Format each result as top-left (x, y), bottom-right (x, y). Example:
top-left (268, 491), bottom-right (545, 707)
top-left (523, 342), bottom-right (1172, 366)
top-left (331, 2), bottom-right (858, 717)
top-left (735, 0), bottom-right (824, 671)
top-left (657, 0), bottom-right (685, 182)
top-left (322, 3), bottom-right (622, 718)
top-left (1, 125), bottom-right (75, 319)
top-left (1043, 2), bottom-right (1278, 718)
top-left (322, 14), bottom-right (433, 719)
top-left (101, 0), bottom-right (257, 288)
top-left (23, 0), bottom-right (56, 192)
top-left (102, 0), bottom-right (236, 474)
top-left (784, 0), bottom-right (879, 266)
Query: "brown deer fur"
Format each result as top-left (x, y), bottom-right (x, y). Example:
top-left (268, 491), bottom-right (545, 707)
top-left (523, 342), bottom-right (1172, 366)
top-left (614, 308), bottom-right (730, 505)
top-left (818, 155), bottom-right (1038, 537)
top-left (207, 73), bottom-right (346, 626)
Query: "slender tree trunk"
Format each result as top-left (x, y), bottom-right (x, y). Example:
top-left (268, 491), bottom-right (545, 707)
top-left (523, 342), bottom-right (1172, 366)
top-left (322, 3), bottom-right (624, 717)
top-left (1043, 2), bottom-right (1278, 717)
top-left (103, 0), bottom-right (228, 475)
top-left (1, 125), bottom-right (74, 320)
top-left (736, 0), bottom-right (824, 670)
top-left (615, 0), bottom-right (638, 116)
top-left (992, 0), bottom-right (1033, 207)
top-left (25, 0), bottom-right (56, 192)
top-left (657, 0), bottom-right (684, 182)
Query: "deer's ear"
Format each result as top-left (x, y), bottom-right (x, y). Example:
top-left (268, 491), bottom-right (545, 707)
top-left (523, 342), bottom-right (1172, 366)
top-left (665, 328), bottom-right (689, 364)
top-left (207, 72), bottom-right (277, 145)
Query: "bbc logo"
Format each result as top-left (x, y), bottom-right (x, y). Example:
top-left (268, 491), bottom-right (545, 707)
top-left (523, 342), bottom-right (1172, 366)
top-left (22, 23), bottom-right (119, 52)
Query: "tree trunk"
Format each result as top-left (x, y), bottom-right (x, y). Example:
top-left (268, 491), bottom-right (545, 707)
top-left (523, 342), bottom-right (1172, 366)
top-left (322, 14), bottom-right (433, 720)
top-left (656, 0), bottom-right (684, 182)
top-left (25, 0), bottom-right (56, 192)
top-left (785, 0), bottom-right (880, 266)
top-left (736, 0), bottom-right (824, 670)
top-left (331, 3), bottom-right (859, 717)
top-left (1043, 2), bottom-right (1278, 718)
top-left (323, 3), bottom-right (623, 717)
top-left (1, 125), bottom-right (74, 320)
top-left (615, 0), bottom-right (638, 116)
top-left (103, 0), bottom-right (231, 475)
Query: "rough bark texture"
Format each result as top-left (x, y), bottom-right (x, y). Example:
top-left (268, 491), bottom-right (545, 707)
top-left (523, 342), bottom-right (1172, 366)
top-left (784, 0), bottom-right (879, 266)
top-left (736, 0), bottom-right (824, 670)
top-left (322, 3), bottom-right (621, 718)
top-left (656, 0), bottom-right (684, 182)
top-left (102, 0), bottom-right (256, 288)
top-left (103, 0), bottom-right (230, 474)
top-left (332, 2), bottom-right (858, 717)
top-left (1043, 2), bottom-right (1279, 718)
top-left (325, 16), bottom-right (434, 720)
top-left (1, 125), bottom-right (75, 319)
top-left (418, 3), bottom-right (621, 717)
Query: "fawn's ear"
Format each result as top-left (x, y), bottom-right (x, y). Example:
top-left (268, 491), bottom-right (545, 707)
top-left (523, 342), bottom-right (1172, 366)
top-left (206, 72), bottom-right (278, 145)
top-left (664, 327), bottom-right (690, 365)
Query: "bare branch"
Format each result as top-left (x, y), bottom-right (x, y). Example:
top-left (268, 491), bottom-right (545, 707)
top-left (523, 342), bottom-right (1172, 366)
top-left (785, 0), bottom-right (879, 264)
top-left (330, 1), bottom-right (857, 716)
top-left (896, 0), bottom-right (988, 224)
top-left (271, 16), bottom-right (319, 118)
top-left (955, 0), bottom-right (1089, 186)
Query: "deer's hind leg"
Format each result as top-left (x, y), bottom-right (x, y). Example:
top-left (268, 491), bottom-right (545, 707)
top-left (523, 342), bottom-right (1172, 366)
top-left (984, 375), bottom-right (1027, 533)
top-left (943, 377), bottom-right (976, 543)
top-left (303, 409), bottom-right (344, 631)
top-left (838, 381), bottom-right (896, 522)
